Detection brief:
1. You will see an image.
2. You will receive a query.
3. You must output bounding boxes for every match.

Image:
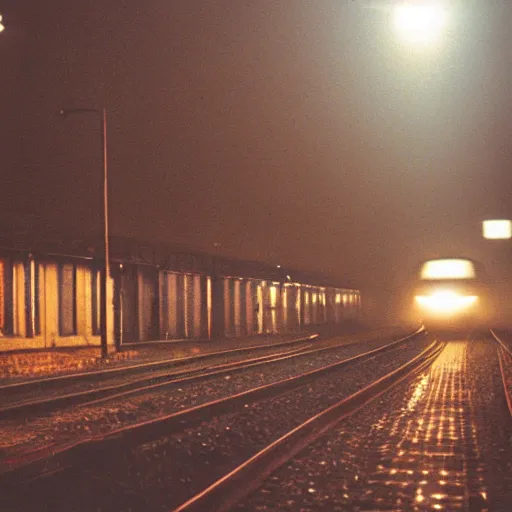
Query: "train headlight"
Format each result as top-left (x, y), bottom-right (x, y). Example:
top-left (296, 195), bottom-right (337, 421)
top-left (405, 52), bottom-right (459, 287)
top-left (415, 291), bottom-right (477, 314)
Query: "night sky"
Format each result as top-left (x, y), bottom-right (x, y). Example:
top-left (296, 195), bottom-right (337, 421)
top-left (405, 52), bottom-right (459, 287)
top-left (2, 1), bottom-right (512, 305)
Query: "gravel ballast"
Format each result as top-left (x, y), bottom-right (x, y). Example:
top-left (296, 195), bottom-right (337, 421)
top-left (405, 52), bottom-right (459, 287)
top-left (4, 336), bottom-right (432, 511)
top-left (0, 332), bottom-right (418, 458)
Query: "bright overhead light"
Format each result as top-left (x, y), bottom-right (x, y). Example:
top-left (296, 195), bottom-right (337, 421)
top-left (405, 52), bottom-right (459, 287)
top-left (393, 1), bottom-right (448, 45)
top-left (0, 14), bottom-right (5, 33)
top-left (482, 219), bottom-right (512, 240)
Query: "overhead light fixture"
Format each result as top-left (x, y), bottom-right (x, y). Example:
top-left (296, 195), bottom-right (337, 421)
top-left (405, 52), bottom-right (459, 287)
top-left (483, 219), bottom-right (512, 239)
top-left (393, 1), bottom-right (448, 45)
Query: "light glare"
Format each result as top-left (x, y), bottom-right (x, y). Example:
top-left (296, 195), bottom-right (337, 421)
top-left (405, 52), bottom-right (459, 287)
top-left (421, 259), bottom-right (475, 280)
top-left (415, 291), bottom-right (477, 314)
top-left (393, 1), bottom-right (448, 45)
top-left (482, 219), bottom-right (512, 240)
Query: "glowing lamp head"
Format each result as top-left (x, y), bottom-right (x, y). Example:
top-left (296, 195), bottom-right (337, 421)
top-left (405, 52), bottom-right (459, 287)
top-left (0, 14), bottom-right (5, 33)
top-left (393, 1), bottom-right (448, 46)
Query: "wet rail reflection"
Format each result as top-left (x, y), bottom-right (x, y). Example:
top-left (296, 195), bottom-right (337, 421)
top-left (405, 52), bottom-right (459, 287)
top-left (355, 342), bottom-right (488, 511)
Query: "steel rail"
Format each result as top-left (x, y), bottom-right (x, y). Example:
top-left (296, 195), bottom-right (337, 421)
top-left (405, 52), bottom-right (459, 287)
top-left (0, 328), bottom-right (424, 484)
top-left (496, 346), bottom-right (512, 417)
top-left (70, 328), bottom-right (422, 409)
top-left (0, 328), bottom-right (421, 419)
top-left (173, 339), bottom-right (443, 512)
top-left (488, 330), bottom-right (512, 416)
top-left (0, 334), bottom-right (320, 396)
top-left (0, 344), bottom-right (314, 419)
top-left (489, 328), bottom-right (512, 357)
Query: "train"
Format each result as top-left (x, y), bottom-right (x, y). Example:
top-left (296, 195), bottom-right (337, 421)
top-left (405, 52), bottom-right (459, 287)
top-left (410, 257), bottom-right (492, 332)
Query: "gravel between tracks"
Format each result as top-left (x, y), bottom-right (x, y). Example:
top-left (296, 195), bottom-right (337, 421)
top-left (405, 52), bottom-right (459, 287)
top-left (1, 330), bottom-right (398, 406)
top-left (4, 337), bottom-right (431, 511)
top-left (0, 341), bottom-right (316, 408)
top-left (0, 333), bottom-right (322, 384)
top-left (0, 333), bottom-right (410, 458)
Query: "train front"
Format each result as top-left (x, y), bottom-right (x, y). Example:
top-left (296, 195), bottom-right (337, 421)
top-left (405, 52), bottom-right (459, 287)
top-left (412, 258), bottom-right (490, 332)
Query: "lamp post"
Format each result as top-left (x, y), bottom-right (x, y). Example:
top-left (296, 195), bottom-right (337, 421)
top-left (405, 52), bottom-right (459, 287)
top-left (60, 107), bottom-right (110, 358)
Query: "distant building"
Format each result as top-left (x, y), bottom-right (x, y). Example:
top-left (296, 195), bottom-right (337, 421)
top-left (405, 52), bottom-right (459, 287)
top-left (0, 236), bottom-right (361, 351)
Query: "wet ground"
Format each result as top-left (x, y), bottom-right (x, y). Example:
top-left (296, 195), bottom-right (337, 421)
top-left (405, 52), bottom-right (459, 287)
top-left (238, 335), bottom-right (512, 512)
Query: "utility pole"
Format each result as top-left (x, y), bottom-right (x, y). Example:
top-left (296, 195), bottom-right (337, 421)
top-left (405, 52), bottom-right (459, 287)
top-left (60, 107), bottom-right (110, 358)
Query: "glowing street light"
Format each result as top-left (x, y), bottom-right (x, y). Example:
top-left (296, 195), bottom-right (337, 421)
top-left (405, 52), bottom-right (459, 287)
top-left (393, 1), bottom-right (448, 46)
top-left (0, 14), bottom-right (5, 33)
top-left (482, 219), bottom-right (512, 240)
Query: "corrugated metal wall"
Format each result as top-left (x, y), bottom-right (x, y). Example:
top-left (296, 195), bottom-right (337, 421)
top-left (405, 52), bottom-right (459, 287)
top-left (0, 251), bottom-right (361, 350)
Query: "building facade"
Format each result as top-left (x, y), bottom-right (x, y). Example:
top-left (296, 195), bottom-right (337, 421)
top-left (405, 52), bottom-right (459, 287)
top-left (0, 242), bottom-right (361, 351)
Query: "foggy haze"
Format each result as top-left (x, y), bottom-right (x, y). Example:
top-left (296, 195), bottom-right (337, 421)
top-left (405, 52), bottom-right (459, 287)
top-left (1, 0), bottom-right (512, 302)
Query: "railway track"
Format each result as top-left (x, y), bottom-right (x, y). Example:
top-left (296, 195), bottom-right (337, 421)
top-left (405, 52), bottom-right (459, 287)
top-left (490, 329), bottom-right (512, 416)
top-left (173, 339), bottom-right (443, 512)
top-left (0, 333), bottom-right (319, 397)
top-left (0, 343), bottom-right (313, 419)
top-left (0, 328), bottom-right (425, 487)
top-left (0, 329), bottom-right (419, 420)
top-left (0, 334), bottom-right (322, 414)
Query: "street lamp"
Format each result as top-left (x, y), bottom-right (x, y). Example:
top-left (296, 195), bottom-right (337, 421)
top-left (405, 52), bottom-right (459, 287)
top-left (60, 107), bottom-right (110, 358)
top-left (0, 14), bottom-right (5, 33)
top-left (393, 1), bottom-right (448, 46)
